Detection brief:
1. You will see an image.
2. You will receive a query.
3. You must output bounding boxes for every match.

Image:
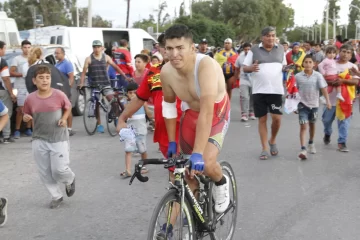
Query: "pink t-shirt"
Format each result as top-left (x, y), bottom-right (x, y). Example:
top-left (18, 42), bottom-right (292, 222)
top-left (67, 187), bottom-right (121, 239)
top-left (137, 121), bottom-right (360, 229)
top-left (133, 69), bottom-right (149, 86)
top-left (318, 58), bottom-right (337, 76)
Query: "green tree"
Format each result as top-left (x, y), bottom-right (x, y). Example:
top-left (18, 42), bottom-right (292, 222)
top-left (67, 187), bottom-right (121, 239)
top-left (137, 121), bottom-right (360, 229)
top-left (192, 0), bottom-right (223, 22)
top-left (78, 8), bottom-right (112, 28)
top-left (348, 0), bottom-right (360, 39)
top-left (322, 0), bottom-right (340, 24)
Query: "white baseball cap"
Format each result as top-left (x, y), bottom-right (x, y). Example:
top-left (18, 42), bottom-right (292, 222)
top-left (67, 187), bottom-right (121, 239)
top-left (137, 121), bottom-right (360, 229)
top-left (224, 38), bottom-right (233, 43)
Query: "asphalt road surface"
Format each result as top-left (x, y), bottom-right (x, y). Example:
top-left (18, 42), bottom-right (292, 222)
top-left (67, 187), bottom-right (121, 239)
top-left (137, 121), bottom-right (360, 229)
top-left (1, 91), bottom-right (360, 240)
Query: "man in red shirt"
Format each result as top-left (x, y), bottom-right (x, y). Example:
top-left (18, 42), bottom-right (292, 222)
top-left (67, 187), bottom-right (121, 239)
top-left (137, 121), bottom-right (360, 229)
top-left (117, 34), bottom-right (181, 158)
top-left (113, 39), bottom-right (134, 88)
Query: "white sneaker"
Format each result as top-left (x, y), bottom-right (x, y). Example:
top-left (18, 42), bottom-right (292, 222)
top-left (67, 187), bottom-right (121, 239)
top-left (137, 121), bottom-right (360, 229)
top-left (336, 93), bottom-right (345, 102)
top-left (214, 175), bottom-right (230, 213)
top-left (241, 115), bottom-right (248, 122)
top-left (308, 143), bottom-right (316, 154)
top-left (298, 149), bottom-right (307, 160)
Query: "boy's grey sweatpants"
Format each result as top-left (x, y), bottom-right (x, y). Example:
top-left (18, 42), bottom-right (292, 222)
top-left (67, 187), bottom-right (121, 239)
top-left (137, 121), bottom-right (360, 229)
top-left (32, 139), bottom-right (75, 200)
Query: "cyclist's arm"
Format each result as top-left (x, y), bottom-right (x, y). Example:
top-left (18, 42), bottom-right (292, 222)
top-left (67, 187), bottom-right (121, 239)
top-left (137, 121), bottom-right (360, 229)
top-left (193, 57), bottom-right (218, 154)
top-left (160, 67), bottom-right (177, 142)
top-left (10, 66), bottom-right (22, 77)
top-left (119, 97), bottom-right (144, 122)
top-left (80, 57), bottom-right (90, 86)
top-left (106, 55), bottom-right (127, 78)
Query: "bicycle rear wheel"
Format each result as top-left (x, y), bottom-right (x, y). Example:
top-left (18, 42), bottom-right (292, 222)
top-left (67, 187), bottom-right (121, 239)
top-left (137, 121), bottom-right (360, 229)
top-left (83, 99), bottom-right (97, 135)
top-left (210, 161), bottom-right (238, 240)
top-left (106, 102), bottom-right (120, 137)
top-left (147, 189), bottom-right (196, 240)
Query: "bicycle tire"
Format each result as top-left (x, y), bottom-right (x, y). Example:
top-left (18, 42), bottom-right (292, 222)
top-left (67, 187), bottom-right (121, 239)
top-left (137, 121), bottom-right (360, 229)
top-left (209, 161), bottom-right (238, 240)
top-left (147, 189), bottom-right (196, 240)
top-left (83, 99), bottom-right (97, 135)
top-left (106, 102), bottom-right (120, 137)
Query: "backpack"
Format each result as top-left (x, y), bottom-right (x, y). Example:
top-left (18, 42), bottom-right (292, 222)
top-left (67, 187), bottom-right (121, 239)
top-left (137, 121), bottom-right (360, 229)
top-left (222, 54), bottom-right (238, 76)
top-left (25, 61), bottom-right (71, 98)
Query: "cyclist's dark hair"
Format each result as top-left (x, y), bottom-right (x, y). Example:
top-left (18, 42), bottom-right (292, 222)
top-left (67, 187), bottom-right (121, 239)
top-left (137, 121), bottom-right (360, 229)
top-left (281, 42), bottom-right (288, 46)
top-left (134, 54), bottom-right (149, 63)
top-left (126, 82), bottom-right (138, 92)
top-left (242, 42), bottom-right (251, 48)
top-left (0, 41), bottom-right (5, 49)
top-left (157, 33), bottom-right (165, 47)
top-left (21, 40), bottom-right (31, 46)
top-left (314, 43), bottom-right (321, 47)
top-left (302, 54), bottom-right (314, 67)
top-left (119, 39), bottom-right (128, 47)
top-left (325, 45), bottom-right (337, 55)
top-left (164, 24), bottom-right (193, 43)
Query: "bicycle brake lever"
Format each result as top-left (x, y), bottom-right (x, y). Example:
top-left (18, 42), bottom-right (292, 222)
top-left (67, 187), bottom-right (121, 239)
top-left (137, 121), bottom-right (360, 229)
top-left (129, 173), bottom-right (136, 185)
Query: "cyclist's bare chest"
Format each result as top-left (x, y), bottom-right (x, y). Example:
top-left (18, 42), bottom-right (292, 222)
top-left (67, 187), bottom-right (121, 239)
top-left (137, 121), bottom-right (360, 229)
top-left (169, 74), bottom-right (200, 108)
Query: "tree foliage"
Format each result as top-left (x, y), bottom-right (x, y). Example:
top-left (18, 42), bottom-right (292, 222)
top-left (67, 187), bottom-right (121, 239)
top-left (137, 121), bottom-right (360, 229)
top-left (0, 0), bottom-right (112, 30)
top-left (348, 0), bottom-right (360, 39)
top-left (322, 0), bottom-right (341, 24)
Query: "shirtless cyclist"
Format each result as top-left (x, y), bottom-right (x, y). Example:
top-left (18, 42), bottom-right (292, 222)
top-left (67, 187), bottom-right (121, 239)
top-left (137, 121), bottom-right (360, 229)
top-left (161, 24), bottom-right (231, 213)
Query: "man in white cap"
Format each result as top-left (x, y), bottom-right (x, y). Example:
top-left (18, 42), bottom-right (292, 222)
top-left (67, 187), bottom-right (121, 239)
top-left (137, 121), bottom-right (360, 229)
top-left (214, 38), bottom-right (237, 98)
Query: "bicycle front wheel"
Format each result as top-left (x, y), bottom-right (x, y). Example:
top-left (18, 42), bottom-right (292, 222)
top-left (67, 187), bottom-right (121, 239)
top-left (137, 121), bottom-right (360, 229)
top-left (147, 189), bottom-right (196, 240)
top-left (83, 99), bottom-right (97, 135)
top-left (210, 161), bottom-right (238, 240)
top-left (106, 102), bottom-right (120, 137)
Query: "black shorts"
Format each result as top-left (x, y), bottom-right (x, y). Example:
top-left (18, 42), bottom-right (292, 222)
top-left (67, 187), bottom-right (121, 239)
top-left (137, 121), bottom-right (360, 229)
top-left (253, 94), bottom-right (283, 118)
top-left (224, 73), bottom-right (234, 82)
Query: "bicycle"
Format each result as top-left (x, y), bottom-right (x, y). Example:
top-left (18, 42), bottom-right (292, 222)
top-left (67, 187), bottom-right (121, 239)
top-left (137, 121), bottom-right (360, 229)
top-left (129, 154), bottom-right (238, 240)
top-left (79, 84), bottom-right (126, 136)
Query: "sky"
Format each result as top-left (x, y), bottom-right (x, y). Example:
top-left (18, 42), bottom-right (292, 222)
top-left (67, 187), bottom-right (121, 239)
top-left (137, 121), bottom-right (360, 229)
top-left (76, 0), bottom-right (354, 28)
top-left (0, 0), bottom-right (354, 28)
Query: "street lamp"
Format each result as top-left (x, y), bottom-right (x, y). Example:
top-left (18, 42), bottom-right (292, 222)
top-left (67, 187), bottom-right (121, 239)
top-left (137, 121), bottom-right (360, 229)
top-left (355, 20), bottom-right (360, 39)
top-left (328, 17), bottom-right (336, 41)
top-left (314, 24), bottom-right (322, 43)
top-left (325, 0), bottom-right (329, 40)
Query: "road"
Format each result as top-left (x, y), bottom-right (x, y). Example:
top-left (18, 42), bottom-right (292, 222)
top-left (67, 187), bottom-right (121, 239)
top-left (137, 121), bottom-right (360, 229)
top-left (1, 91), bottom-right (360, 240)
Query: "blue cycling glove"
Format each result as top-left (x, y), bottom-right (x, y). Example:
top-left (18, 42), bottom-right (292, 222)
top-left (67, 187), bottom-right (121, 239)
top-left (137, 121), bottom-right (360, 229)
top-left (189, 153), bottom-right (205, 172)
top-left (167, 142), bottom-right (177, 157)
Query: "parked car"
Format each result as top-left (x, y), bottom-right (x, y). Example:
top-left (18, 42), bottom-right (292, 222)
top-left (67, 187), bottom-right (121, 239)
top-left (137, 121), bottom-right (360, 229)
top-left (4, 45), bottom-right (85, 117)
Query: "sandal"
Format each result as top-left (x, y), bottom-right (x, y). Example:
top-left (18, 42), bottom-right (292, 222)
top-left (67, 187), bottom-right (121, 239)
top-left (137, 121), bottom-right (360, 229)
top-left (120, 171), bottom-right (132, 178)
top-left (259, 150), bottom-right (270, 160)
top-left (268, 142), bottom-right (279, 156)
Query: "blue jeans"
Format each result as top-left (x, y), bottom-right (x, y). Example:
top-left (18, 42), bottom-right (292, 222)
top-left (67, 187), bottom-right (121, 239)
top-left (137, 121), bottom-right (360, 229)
top-left (322, 106), bottom-right (351, 144)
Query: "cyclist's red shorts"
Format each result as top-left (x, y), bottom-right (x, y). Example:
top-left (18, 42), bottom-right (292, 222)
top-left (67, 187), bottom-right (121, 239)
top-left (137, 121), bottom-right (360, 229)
top-left (179, 94), bottom-right (231, 154)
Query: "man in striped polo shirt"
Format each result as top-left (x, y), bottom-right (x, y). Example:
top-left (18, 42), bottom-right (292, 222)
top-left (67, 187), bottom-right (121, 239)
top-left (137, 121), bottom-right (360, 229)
top-left (243, 26), bottom-right (286, 160)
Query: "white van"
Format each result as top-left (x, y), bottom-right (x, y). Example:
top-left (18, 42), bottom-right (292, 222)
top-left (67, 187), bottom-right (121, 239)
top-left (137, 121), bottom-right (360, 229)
top-left (19, 26), bottom-right (157, 65)
top-left (0, 11), bottom-right (21, 46)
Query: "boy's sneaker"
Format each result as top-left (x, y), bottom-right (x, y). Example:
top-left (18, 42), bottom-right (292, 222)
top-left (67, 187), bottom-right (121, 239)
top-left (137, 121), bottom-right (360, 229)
top-left (214, 175), bottom-right (230, 213)
top-left (298, 149), bottom-right (307, 160)
top-left (0, 197), bottom-right (8, 227)
top-left (156, 223), bottom-right (173, 240)
top-left (68, 129), bottom-right (76, 136)
top-left (24, 129), bottom-right (32, 137)
top-left (338, 143), bottom-right (349, 152)
top-left (65, 178), bottom-right (76, 197)
top-left (14, 130), bottom-right (21, 139)
top-left (249, 113), bottom-right (256, 120)
top-left (323, 134), bottom-right (331, 145)
top-left (308, 143), bottom-right (316, 154)
top-left (50, 197), bottom-right (63, 209)
top-left (2, 138), bottom-right (15, 144)
top-left (97, 125), bottom-right (105, 133)
top-left (241, 114), bottom-right (248, 122)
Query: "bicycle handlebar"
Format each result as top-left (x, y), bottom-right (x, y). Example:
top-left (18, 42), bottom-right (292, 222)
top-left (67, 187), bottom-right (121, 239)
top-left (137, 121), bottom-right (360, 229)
top-left (129, 156), bottom-right (189, 185)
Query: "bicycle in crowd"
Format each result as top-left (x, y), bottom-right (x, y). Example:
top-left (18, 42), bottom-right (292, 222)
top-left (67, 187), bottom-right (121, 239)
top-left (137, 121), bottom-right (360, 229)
top-left (130, 154), bottom-right (238, 240)
top-left (79, 81), bottom-right (127, 136)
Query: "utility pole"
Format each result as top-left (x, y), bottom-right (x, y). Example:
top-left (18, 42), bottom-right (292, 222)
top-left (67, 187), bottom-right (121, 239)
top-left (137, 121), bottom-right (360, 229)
top-left (88, 0), bottom-right (92, 27)
top-left (76, 2), bottom-right (79, 27)
top-left (325, 0), bottom-right (329, 40)
top-left (333, 8), bottom-right (336, 40)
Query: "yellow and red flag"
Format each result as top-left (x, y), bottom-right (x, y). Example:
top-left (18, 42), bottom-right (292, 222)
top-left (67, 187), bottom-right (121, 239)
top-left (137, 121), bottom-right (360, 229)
top-left (336, 69), bottom-right (356, 120)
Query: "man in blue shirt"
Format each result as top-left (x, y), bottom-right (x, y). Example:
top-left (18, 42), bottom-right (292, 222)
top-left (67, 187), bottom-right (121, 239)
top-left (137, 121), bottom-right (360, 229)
top-left (0, 99), bottom-right (9, 226)
top-left (55, 47), bottom-right (75, 136)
